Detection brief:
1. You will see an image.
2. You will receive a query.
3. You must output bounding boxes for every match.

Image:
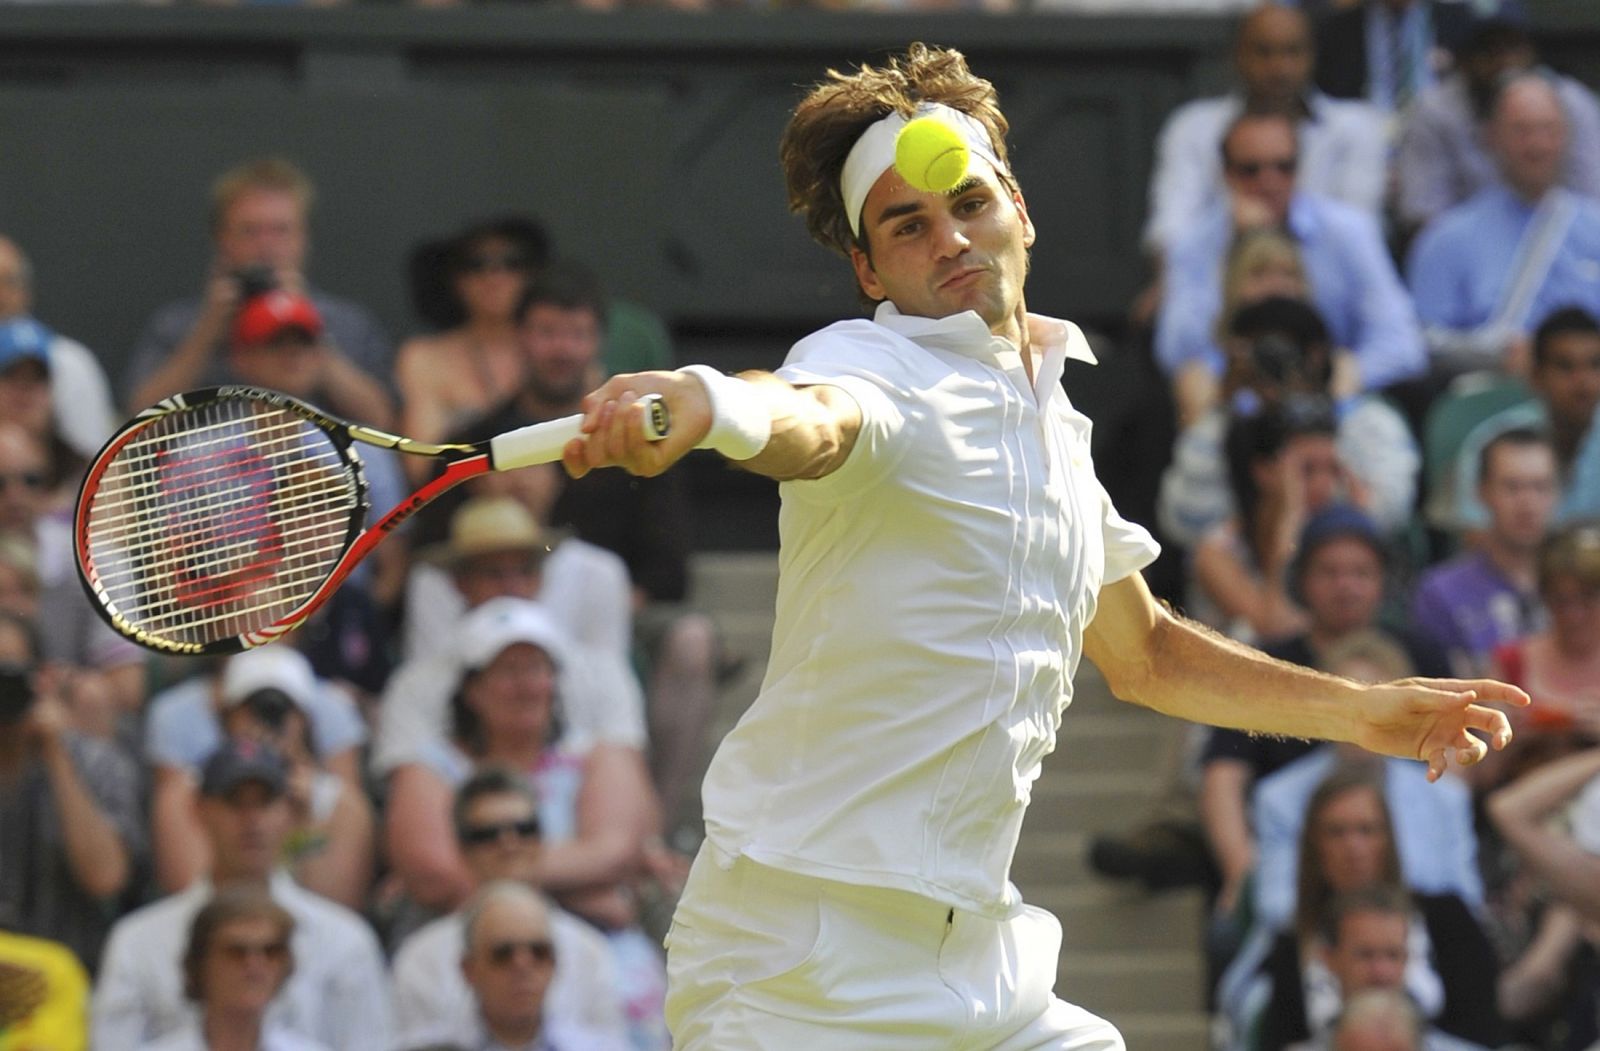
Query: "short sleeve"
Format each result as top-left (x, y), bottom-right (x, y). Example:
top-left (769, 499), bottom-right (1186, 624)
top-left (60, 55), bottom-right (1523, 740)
top-left (776, 333), bottom-right (912, 502)
top-left (144, 681), bottom-right (221, 769)
top-left (1096, 476), bottom-right (1161, 586)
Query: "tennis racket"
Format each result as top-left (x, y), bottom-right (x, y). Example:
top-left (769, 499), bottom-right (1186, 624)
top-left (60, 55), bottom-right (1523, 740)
top-left (74, 384), bottom-right (669, 656)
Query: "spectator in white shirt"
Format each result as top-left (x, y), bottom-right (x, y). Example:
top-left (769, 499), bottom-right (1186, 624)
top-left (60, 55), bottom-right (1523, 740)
top-left (94, 739), bottom-right (392, 1051)
top-left (1144, 4), bottom-right (1387, 261)
top-left (404, 881), bottom-right (628, 1051)
top-left (137, 886), bottom-right (330, 1051)
top-left (391, 767), bottom-right (629, 1048)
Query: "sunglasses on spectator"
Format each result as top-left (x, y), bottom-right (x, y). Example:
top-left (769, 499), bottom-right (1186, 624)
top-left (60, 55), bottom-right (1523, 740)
top-left (216, 939), bottom-right (290, 963)
top-left (0, 472), bottom-right (45, 493)
top-left (487, 939), bottom-right (556, 967)
top-left (460, 817), bottom-right (541, 846)
top-left (460, 252), bottom-right (528, 274)
top-left (1229, 158), bottom-right (1297, 178)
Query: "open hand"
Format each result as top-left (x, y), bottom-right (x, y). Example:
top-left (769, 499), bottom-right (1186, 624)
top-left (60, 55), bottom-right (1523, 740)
top-left (1354, 677), bottom-right (1530, 781)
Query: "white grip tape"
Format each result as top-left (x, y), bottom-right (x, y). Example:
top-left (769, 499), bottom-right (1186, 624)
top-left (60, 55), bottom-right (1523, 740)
top-left (678, 365), bottom-right (771, 461)
top-left (489, 394), bottom-right (669, 472)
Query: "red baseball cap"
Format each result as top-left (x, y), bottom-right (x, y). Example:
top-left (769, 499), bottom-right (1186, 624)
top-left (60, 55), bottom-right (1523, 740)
top-left (233, 290), bottom-right (323, 347)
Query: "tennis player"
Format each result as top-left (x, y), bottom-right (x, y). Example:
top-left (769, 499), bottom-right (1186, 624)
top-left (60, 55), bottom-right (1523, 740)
top-left (563, 44), bottom-right (1526, 1050)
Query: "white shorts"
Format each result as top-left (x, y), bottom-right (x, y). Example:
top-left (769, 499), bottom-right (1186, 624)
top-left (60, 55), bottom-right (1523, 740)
top-left (664, 845), bottom-right (1125, 1051)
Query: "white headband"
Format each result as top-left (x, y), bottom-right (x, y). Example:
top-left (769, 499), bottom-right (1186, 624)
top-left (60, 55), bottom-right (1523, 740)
top-left (840, 102), bottom-right (1007, 239)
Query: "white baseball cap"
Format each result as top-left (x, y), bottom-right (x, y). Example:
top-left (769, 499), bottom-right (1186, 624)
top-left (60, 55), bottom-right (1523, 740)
top-left (455, 597), bottom-right (569, 673)
top-left (219, 646), bottom-right (318, 710)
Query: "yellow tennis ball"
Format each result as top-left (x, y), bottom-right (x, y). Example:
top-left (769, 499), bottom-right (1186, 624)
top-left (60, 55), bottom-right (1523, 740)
top-left (894, 117), bottom-right (971, 193)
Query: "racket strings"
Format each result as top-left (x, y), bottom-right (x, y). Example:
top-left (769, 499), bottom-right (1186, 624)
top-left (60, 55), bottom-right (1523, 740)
top-left (83, 398), bottom-right (361, 648)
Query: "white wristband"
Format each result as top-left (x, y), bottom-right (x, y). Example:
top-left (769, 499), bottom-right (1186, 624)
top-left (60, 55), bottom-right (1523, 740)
top-left (678, 364), bottom-right (772, 461)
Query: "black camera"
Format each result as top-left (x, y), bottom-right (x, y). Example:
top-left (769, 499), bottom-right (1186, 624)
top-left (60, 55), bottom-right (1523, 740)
top-left (240, 688), bottom-right (296, 732)
top-left (0, 663), bottom-right (33, 725)
top-left (233, 265), bottom-right (280, 299)
top-left (1249, 333), bottom-right (1304, 386)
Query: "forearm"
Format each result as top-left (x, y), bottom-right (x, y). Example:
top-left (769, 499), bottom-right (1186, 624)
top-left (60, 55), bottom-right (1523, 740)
top-left (1198, 762), bottom-right (1257, 889)
top-left (321, 353), bottom-right (396, 430)
top-left (43, 745), bottom-right (130, 899)
top-left (733, 372), bottom-right (860, 482)
top-left (1114, 611), bottom-right (1360, 744)
top-left (130, 317), bottom-right (224, 409)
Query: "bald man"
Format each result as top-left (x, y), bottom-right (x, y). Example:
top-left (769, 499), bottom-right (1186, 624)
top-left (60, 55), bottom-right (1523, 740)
top-left (1408, 72), bottom-right (1600, 377)
top-left (1144, 4), bottom-right (1387, 257)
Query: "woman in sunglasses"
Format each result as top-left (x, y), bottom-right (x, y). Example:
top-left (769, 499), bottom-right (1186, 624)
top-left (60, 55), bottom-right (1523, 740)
top-left (140, 886), bottom-right (328, 1051)
top-left (395, 217), bottom-right (549, 472)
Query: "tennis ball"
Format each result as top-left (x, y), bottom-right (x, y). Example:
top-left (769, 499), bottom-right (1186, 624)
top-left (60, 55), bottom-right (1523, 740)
top-left (894, 117), bottom-right (970, 194)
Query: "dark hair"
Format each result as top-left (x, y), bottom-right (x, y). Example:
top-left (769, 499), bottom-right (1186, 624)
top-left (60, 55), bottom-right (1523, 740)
top-left (407, 215), bottom-right (552, 331)
top-left (182, 886), bottom-right (294, 1002)
top-left (1456, 18), bottom-right (1532, 61)
top-left (452, 765), bottom-right (539, 845)
top-left (1294, 765), bottom-right (1402, 944)
top-left (513, 260), bottom-right (608, 330)
top-left (780, 43), bottom-right (1012, 260)
top-left (1532, 306), bottom-right (1600, 369)
top-left (1219, 111), bottom-right (1299, 168)
top-left (1318, 883), bottom-right (1413, 947)
top-left (1224, 401), bottom-right (1336, 567)
top-left (1477, 426), bottom-right (1553, 489)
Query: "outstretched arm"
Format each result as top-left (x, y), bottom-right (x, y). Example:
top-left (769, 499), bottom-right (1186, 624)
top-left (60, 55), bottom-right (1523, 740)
top-left (561, 368), bottom-right (862, 482)
top-left (1084, 573), bottom-right (1528, 782)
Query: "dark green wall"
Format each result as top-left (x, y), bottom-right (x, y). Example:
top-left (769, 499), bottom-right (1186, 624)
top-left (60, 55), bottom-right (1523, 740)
top-left (0, 9), bottom-right (1238, 383)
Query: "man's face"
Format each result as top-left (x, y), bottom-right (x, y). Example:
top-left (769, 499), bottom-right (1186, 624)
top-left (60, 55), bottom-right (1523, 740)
top-left (0, 360), bottom-right (51, 441)
top-left (1533, 330), bottom-right (1600, 432)
top-left (459, 791), bottom-right (542, 885)
top-left (197, 782), bottom-right (292, 883)
top-left (849, 159), bottom-right (1035, 333)
top-left (1223, 119), bottom-right (1298, 226)
top-left (215, 189), bottom-right (308, 272)
top-left (1480, 442), bottom-right (1558, 552)
top-left (1301, 537), bottom-right (1385, 636)
top-left (1326, 909), bottom-right (1409, 995)
top-left (462, 897), bottom-right (556, 1035)
top-left (464, 643), bottom-right (558, 744)
top-left (519, 303), bottom-right (601, 409)
top-left (455, 550), bottom-right (541, 608)
top-left (1489, 81), bottom-right (1568, 199)
top-left (229, 333), bottom-right (324, 397)
top-left (0, 425), bottom-right (47, 536)
top-left (1236, 7), bottom-right (1313, 107)
top-left (0, 240), bottom-right (30, 319)
top-left (201, 915), bottom-right (292, 1014)
top-left (1313, 786), bottom-right (1391, 893)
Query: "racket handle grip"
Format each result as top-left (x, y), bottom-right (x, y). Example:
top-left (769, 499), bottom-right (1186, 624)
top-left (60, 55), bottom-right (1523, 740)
top-left (489, 394), bottom-right (670, 472)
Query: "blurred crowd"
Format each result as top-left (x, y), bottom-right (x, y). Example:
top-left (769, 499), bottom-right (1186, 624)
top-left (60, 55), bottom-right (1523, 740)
top-left (4, 1), bottom-right (1600, 1050)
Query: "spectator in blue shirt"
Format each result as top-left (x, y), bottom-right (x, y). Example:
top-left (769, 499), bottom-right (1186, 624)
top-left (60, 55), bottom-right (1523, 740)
top-left (1156, 111), bottom-right (1425, 424)
top-left (1407, 73), bottom-right (1600, 378)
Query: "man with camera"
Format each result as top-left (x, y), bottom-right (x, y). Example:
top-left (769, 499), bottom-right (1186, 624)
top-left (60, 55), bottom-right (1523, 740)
top-left (123, 157), bottom-right (395, 427)
top-left (0, 607), bottom-right (144, 972)
top-left (1155, 111), bottom-right (1426, 422)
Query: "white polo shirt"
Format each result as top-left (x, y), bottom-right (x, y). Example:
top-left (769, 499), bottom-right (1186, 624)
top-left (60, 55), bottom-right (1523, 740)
top-left (699, 303), bottom-right (1160, 916)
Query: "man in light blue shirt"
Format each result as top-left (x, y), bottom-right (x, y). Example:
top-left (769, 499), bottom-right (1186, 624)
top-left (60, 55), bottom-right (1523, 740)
top-left (1408, 73), bottom-right (1600, 376)
top-left (1396, 19), bottom-right (1600, 233)
top-left (1155, 111), bottom-right (1425, 393)
top-left (1143, 4), bottom-right (1387, 257)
